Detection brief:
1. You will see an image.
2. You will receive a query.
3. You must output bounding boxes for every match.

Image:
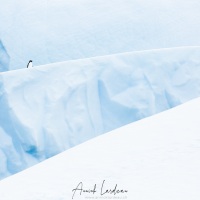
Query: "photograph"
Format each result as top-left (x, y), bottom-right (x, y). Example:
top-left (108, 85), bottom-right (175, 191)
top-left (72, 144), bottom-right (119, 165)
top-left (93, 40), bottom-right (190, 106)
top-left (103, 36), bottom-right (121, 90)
top-left (0, 0), bottom-right (200, 199)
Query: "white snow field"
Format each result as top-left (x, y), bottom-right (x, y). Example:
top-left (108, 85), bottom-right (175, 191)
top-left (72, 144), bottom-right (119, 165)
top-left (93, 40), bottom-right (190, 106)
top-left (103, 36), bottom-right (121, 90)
top-left (0, 46), bottom-right (200, 179)
top-left (0, 97), bottom-right (200, 200)
top-left (0, 0), bottom-right (200, 70)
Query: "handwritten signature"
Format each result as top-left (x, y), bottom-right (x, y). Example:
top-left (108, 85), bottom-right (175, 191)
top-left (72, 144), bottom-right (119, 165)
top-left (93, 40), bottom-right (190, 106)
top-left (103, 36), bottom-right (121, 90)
top-left (72, 180), bottom-right (128, 199)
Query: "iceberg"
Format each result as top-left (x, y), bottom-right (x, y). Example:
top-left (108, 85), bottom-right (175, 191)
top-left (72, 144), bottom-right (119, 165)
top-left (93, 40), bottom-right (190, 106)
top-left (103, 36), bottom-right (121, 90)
top-left (0, 96), bottom-right (200, 199)
top-left (0, 46), bottom-right (200, 179)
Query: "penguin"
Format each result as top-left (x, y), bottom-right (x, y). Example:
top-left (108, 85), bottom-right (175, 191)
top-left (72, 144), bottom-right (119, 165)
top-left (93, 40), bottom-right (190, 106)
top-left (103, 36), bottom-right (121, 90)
top-left (27, 60), bottom-right (33, 68)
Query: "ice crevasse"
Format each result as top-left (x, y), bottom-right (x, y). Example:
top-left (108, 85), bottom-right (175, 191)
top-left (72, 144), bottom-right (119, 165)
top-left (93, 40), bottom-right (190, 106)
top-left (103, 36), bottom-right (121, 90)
top-left (0, 46), bottom-right (200, 179)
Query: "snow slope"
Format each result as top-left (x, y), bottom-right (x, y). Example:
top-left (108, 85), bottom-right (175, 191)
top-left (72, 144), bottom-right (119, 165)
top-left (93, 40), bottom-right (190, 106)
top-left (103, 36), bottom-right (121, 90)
top-left (0, 0), bottom-right (200, 70)
top-left (0, 46), bottom-right (200, 179)
top-left (0, 97), bottom-right (200, 200)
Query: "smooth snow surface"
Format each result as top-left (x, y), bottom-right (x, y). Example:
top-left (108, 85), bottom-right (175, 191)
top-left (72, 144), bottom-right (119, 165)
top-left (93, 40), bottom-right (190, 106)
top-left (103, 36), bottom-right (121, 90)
top-left (0, 97), bottom-right (200, 200)
top-left (0, 0), bottom-right (200, 70)
top-left (0, 46), bottom-right (200, 179)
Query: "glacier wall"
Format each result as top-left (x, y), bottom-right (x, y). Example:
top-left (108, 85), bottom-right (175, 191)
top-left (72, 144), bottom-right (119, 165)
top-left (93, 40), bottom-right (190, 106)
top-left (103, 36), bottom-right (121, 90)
top-left (0, 0), bottom-right (200, 70)
top-left (0, 46), bottom-right (200, 179)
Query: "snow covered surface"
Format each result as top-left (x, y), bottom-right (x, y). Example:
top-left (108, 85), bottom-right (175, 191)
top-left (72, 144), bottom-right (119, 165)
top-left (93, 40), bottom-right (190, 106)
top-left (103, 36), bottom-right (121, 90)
top-left (0, 97), bottom-right (200, 200)
top-left (0, 0), bottom-right (200, 197)
top-left (0, 0), bottom-right (200, 70)
top-left (0, 46), bottom-right (200, 179)
top-left (0, 40), bottom-right (9, 72)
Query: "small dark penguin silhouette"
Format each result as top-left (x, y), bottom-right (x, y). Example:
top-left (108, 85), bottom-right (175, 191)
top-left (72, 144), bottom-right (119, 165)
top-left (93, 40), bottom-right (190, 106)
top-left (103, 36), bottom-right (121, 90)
top-left (27, 60), bottom-right (33, 68)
